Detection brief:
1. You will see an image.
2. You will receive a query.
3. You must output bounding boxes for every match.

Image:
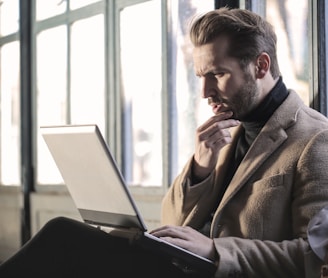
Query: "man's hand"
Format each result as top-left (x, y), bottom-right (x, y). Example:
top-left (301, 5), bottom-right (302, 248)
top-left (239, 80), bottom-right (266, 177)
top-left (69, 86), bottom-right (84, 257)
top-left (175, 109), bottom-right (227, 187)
top-left (150, 225), bottom-right (217, 261)
top-left (192, 110), bottom-right (240, 182)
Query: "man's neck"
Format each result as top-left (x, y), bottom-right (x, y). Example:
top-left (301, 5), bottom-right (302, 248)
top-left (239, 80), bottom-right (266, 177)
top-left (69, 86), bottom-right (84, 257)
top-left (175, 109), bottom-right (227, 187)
top-left (242, 76), bottom-right (288, 124)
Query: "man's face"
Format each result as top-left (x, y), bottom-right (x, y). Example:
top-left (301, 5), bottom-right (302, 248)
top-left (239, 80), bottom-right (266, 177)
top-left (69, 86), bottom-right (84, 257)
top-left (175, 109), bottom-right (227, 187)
top-left (193, 36), bottom-right (261, 120)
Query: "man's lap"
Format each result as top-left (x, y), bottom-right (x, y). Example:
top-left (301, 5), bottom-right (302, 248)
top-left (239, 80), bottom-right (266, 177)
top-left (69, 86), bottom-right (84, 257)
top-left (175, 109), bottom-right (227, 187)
top-left (0, 217), bottom-right (187, 278)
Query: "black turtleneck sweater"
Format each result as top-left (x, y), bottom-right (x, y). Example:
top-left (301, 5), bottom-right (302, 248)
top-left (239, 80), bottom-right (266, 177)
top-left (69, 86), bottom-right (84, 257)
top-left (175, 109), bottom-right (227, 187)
top-left (231, 77), bottom-right (289, 183)
top-left (199, 77), bottom-right (289, 236)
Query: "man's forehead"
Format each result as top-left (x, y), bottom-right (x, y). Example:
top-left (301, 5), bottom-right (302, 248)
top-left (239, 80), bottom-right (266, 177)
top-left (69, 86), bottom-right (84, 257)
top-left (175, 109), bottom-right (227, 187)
top-left (192, 38), bottom-right (232, 69)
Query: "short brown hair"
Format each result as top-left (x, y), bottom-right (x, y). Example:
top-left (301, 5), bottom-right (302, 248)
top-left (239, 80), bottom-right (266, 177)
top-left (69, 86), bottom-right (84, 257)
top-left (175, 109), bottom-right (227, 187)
top-left (190, 8), bottom-right (280, 78)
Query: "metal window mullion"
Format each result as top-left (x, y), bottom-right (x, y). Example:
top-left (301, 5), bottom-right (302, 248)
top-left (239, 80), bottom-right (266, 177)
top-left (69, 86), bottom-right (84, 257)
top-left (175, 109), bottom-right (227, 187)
top-left (19, 0), bottom-right (33, 244)
top-left (113, 1), bottom-right (123, 167)
top-left (310, 0), bottom-right (319, 111)
top-left (0, 33), bottom-right (19, 46)
top-left (161, 0), bottom-right (171, 188)
top-left (67, 15), bottom-right (72, 123)
top-left (34, 1), bottom-right (105, 33)
top-left (106, 0), bottom-right (116, 151)
top-left (316, 0), bottom-right (328, 115)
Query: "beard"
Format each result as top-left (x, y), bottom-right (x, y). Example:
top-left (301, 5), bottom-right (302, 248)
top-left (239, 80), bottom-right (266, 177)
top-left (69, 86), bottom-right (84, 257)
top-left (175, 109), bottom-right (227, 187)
top-left (226, 70), bottom-right (260, 121)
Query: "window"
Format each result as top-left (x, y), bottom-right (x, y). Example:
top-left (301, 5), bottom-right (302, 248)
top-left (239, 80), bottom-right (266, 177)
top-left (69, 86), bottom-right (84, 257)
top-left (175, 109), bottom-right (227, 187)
top-left (0, 0), bottom-right (20, 185)
top-left (169, 1), bottom-right (214, 179)
top-left (36, 1), bottom-right (106, 185)
top-left (119, 0), bottom-right (163, 186)
top-left (35, 0), bottom-right (215, 188)
top-left (2, 0), bottom-right (325, 190)
top-left (251, 0), bottom-right (311, 105)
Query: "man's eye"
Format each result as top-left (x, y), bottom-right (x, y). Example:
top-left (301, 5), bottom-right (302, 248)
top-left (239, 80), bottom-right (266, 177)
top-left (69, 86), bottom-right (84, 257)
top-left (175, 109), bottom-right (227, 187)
top-left (215, 72), bottom-right (225, 77)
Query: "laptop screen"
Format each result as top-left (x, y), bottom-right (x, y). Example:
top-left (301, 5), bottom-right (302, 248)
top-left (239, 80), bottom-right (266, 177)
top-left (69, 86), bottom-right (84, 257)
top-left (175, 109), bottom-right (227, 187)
top-left (41, 124), bottom-right (147, 231)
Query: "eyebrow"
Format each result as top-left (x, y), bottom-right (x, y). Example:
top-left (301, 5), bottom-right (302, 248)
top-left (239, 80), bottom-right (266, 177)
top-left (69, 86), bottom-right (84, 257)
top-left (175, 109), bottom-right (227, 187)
top-left (196, 65), bottom-right (227, 77)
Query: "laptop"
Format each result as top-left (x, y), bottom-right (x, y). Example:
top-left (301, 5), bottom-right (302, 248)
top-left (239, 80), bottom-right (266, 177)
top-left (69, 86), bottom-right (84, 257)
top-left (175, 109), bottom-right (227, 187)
top-left (40, 124), bottom-right (216, 275)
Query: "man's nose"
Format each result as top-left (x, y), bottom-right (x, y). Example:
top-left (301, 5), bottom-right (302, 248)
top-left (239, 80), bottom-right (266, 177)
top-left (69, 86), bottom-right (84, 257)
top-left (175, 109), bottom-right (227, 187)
top-left (200, 76), bottom-right (216, 99)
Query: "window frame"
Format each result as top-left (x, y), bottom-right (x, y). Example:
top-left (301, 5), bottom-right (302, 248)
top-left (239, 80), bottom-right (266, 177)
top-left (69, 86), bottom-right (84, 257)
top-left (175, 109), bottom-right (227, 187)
top-left (1, 0), bottom-right (327, 242)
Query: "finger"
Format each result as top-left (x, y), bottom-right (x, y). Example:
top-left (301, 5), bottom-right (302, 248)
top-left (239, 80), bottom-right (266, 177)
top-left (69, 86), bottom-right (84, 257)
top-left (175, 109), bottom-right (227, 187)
top-left (208, 130), bottom-right (233, 147)
top-left (150, 225), bottom-right (173, 234)
top-left (151, 226), bottom-right (188, 239)
top-left (198, 111), bottom-right (234, 131)
top-left (198, 118), bottom-right (239, 137)
top-left (198, 119), bottom-right (239, 143)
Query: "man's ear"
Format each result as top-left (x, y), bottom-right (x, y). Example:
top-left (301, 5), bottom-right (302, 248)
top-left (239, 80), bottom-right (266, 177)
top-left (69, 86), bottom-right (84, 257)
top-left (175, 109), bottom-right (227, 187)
top-left (255, 52), bottom-right (270, 79)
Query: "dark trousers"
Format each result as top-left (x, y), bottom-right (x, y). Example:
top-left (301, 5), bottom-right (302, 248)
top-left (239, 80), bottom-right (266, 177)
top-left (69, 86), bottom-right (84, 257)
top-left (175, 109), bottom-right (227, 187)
top-left (0, 217), bottom-right (199, 278)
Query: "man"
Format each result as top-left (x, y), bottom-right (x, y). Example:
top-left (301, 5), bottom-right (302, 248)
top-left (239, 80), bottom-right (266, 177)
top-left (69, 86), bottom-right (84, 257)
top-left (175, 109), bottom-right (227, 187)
top-left (152, 7), bottom-right (328, 277)
top-left (1, 7), bottom-right (328, 278)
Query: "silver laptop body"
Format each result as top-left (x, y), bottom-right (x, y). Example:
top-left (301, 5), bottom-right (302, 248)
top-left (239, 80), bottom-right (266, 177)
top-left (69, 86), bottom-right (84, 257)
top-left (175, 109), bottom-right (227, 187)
top-left (41, 124), bottom-right (216, 275)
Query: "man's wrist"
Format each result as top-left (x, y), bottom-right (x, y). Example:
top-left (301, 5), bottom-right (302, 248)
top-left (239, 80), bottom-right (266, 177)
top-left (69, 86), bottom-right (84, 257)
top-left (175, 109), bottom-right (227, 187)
top-left (191, 157), bottom-right (210, 184)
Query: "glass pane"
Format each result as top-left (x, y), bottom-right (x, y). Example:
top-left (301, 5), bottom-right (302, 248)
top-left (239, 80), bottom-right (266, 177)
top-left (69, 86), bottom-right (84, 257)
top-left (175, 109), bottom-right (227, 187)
top-left (0, 42), bottom-right (20, 185)
top-left (70, 0), bottom-right (100, 10)
top-left (36, 0), bottom-right (66, 21)
top-left (37, 26), bottom-right (67, 184)
top-left (265, 0), bottom-right (310, 105)
top-left (70, 15), bottom-right (105, 131)
top-left (37, 26), bottom-right (67, 126)
top-left (0, 0), bottom-right (19, 36)
top-left (172, 1), bottom-right (214, 178)
top-left (120, 0), bottom-right (162, 186)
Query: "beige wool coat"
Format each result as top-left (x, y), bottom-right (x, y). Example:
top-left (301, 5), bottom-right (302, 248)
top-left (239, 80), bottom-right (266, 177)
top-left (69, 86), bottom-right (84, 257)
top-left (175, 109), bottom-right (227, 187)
top-left (161, 91), bottom-right (328, 277)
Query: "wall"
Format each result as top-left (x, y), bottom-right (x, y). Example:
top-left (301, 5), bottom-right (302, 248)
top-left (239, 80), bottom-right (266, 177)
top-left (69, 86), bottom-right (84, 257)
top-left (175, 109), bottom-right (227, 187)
top-left (0, 187), bottom-right (22, 261)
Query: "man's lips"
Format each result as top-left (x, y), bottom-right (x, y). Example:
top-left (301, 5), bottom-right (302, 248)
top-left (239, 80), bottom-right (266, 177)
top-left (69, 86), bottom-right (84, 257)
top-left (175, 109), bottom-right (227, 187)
top-left (211, 103), bottom-right (221, 115)
top-left (208, 98), bottom-right (230, 115)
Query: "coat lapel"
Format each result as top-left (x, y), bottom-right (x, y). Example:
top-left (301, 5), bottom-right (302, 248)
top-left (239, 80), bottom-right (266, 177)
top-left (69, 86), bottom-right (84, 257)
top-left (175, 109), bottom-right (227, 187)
top-left (216, 91), bottom-right (301, 212)
top-left (217, 126), bottom-right (288, 211)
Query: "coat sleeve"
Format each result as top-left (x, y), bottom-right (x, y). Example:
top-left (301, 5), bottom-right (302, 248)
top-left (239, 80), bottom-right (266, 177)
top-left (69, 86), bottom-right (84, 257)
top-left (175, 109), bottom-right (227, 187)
top-left (161, 127), bottom-right (239, 227)
top-left (213, 237), bottom-right (312, 277)
top-left (162, 129), bottom-right (328, 277)
top-left (161, 156), bottom-right (223, 228)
